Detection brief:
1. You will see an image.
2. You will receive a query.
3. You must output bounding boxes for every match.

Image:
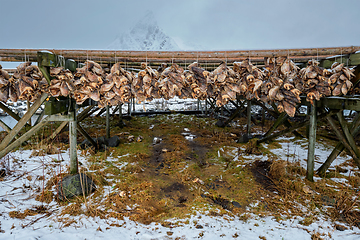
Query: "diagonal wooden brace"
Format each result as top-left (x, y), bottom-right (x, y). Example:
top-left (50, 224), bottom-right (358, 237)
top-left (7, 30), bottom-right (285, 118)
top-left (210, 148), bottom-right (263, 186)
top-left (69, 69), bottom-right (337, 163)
top-left (0, 93), bottom-right (48, 152)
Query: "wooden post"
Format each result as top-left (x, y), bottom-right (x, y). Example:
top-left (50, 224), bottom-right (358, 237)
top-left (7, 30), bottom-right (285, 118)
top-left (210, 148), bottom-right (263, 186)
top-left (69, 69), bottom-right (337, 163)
top-left (27, 101), bottom-right (31, 126)
top-left (128, 100), bottom-right (131, 116)
top-left (133, 98), bottom-right (135, 112)
top-left (119, 103), bottom-right (123, 119)
top-left (106, 105), bottom-right (110, 139)
top-left (247, 100), bottom-right (251, 135)
top-left (306, 105), bottom-right (311, 138)
top-left (306, 103), bottom-right (316, 181)
top-left (69, 103), bottom-right (78, 175)
top-left (205, 98), bottom-right (208, 115)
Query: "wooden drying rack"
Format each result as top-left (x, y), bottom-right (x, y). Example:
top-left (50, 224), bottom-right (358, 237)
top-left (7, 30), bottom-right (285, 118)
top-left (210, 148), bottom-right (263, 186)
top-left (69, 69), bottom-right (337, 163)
top-left (0, 47), bottom-right (360, 180)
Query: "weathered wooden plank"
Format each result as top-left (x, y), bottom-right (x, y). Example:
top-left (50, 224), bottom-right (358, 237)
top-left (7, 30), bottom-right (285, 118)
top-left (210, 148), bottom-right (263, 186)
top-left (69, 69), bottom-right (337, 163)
top-left (0, 119), bottom-right (11, 133)
top-left (2, 47), bottom-right (360, 65)
top-left (317, 113), bottom-right (360, 175)
top-left (0, 117), bottom-right (49, 159)
top-left (257, 110), bottom-right (334, 144)
top-left (77, 123), bottom-right (97, 149)
top-left (0, 101), bottom-right (23, 123)
top-left (306, 104), bottom-right (317, 182)
top-left (255, 100), bottom-right (303, 138)
top-left (222, 100), bottom-right (246, 126)
top-left (106, 105), bottom-right (110, 139)
top-left (326, 114), bottom-right (360, 163)
top-left (0, 93), bottom-right (48, 151)
top-left (69, 120), bottom-right (78, 174)
top-left (263, 112), bottom-right (288, 138)
top-left (337, 111), bottom-right (360, 159)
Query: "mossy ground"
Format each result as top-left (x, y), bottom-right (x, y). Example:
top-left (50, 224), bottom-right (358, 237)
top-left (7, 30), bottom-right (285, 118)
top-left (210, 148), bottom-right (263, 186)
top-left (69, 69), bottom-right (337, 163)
top-left (4, 112), bottom-right (360, 228)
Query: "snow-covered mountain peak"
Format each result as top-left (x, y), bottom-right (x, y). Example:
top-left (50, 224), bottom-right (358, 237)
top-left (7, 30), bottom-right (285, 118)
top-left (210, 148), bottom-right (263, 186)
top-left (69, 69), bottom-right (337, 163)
top-left (107, 11), bottom-right (180, 51)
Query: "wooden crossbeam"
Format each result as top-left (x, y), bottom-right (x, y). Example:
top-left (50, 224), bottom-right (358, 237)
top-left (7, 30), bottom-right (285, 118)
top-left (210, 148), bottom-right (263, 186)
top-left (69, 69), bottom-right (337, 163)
top-left (317, 112), bottom-right (360, 175)
top-left (47, 105), bottom-right (95, 141)
top-left (0, 116), bottom-right (49, 159)
top-left (76, 123), bottom-right (97, 149)
top-left (0, 101), bottom-right (26, 125)
top-left (1, 47), bottom-right (360, 65)
top-left (257, 110), bottom-right (334, 144)
top-left (337, 110), bottom-right (360, 159)
top-left (326, 114), bottom-right (360, 164)
top-left (0, 93), bottom-right (48, 152)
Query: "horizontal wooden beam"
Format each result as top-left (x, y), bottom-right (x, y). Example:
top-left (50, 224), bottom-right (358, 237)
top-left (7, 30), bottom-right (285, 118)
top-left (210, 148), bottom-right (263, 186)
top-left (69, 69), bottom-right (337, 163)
top-left (0, 47), bottom-right (359, 65)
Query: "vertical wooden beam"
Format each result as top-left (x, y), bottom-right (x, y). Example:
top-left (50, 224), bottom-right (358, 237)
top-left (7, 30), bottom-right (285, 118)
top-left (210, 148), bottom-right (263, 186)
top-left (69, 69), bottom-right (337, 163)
top-left (247, 100), bottom-right (252, 135)
top-left (128, 100), bottom-right (131, 116)
top-left (106, 105), bottom-right (110, 139)
top-left (27, 101), bottom-right (31, 126)
top-left (205, 98), bottom-right (208, 115)
top-left (133, 98), bottom-right (135, 112)
top-left (306, 104), bottom-right (317, 181)
top-left (69, 104), bottom-right (78, 174)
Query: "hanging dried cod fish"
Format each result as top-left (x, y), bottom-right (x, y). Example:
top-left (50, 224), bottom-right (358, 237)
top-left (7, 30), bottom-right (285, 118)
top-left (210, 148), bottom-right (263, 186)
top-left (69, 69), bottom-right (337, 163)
top-left (102, 62), bottom-right (133, 107)
top-left (262, 57), bottom-right (301, 117)
top-left (73, 60), bottom-right (105, 105)
top-left (132, 63), bottom-right (159, 103)
top-left (159, 63), bottom-right (189, 100)
top-left (13, 62), bottom-right (48, 102)
top-left (297, 60), bottom-right (331, 105)
top-left (209, 61), bottom-right (240, 107)
top-left (187, 62), bottom-right (208, 100)
top-left (233, 59), bottom-right (264, 101)
top-left (0, 65), bottom-right (11, 102)
top-left (49, 67), bottom-right (74, 98)
top-left (329, 62), bottom-right (355, 96)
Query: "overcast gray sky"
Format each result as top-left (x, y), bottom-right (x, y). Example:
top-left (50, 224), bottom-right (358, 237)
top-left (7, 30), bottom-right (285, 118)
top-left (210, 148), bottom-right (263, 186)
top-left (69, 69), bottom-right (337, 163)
top-left (0, 0), bottom-right (359, 50)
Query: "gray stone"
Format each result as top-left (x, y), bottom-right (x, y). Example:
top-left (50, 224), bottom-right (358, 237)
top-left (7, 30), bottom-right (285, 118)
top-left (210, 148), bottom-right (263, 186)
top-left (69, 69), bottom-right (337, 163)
top-left (237, 134), bottom-right (253, 143)
top-left (57, 173), bottom-right (96, 201)
top-left (215, 120), bottom-right (226, 128)
top-left (80, 135), bottom-right (121, 150)
top-left (107, 136), bottom-right (120, 147)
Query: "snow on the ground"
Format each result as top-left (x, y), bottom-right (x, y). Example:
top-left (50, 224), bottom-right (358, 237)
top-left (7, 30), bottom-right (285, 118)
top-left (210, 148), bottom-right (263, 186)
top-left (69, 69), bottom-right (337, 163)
top-left (1, 136), bottom-right (360, 239)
